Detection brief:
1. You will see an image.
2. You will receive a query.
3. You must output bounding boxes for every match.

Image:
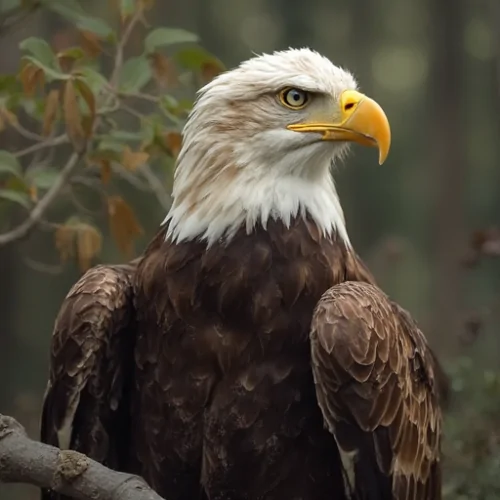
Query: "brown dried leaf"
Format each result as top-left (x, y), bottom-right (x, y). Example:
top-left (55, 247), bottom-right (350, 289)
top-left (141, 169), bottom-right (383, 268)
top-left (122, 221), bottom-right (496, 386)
top-left (29, 185), bottom-right (38, 202)
top-left (63, 79), bottom-right (85, 150)
top-left (80, 31), bottom-right (102, 58)
top-left (19, 63), bottom-right (44, 97)
top-left (76, 223), bottom-right (102, 272)
top-left (100, 159), bottom-right (112, 185)
top-left (149, 53), bottom-right (178, 88)
top-left (0, 107), bottom-right (19, 126)
top-left (0, 114), bottom-right (4, 134)
top-left (122, 146), bottom-right (149, 171)
top-left (201, 61), bottom-right (223, 83)
top-left (55, 225), bottom-right (76, 263)
top-left (42, 89), bottom-right (60, 136)
top-left (108, 195), bottom-right (144, 257)
top-left (165, 131), bottom-right (182, 158)
top-left (86, 153), bottom-right (113, 185)
top-left (74, 78), bottom-right (96, 136)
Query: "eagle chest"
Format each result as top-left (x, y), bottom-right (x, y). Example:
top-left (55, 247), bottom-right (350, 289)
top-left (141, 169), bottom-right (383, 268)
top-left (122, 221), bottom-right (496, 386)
top-left (135, 222), bottom-right (349, 371)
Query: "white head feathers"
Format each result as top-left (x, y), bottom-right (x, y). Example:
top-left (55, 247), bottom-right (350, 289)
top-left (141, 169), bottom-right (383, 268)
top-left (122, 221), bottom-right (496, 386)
top-left (163, 48), bottom-right (359, 247)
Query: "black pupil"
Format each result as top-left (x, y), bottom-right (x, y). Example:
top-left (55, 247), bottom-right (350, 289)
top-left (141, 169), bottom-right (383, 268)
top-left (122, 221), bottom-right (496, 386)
top-left (289, 90), bottom-right (302, 103)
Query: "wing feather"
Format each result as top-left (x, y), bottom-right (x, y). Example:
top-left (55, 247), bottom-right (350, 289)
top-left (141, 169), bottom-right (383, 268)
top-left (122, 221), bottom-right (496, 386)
top-left (310, 281), bottom-right (442, 500)
top-left (40, 261), bottom-right (138, 500)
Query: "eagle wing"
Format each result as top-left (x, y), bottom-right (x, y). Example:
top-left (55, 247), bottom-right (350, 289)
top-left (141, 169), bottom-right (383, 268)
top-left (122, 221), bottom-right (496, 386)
top-left (40, 261), bottom-right (138, 500)
top-left (310, 281), bottom-right (442, 500)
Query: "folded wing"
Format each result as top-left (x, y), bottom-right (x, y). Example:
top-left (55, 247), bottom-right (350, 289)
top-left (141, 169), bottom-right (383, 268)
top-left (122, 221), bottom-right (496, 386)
top-left (310, 281), bottom-right (442, 500)
top-left (40, 261), bottom-right (138, 500)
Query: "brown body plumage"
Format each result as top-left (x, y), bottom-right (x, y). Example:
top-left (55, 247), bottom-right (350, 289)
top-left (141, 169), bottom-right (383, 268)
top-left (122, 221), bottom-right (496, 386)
top-left (40, 48), bottom-right (443, 500)
top-left (41, 218), bottom-right (442, 500)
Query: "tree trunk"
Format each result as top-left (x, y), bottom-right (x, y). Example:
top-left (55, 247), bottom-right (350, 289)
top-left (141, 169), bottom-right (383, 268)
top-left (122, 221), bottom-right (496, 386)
top-left (428, 0), bottom-right (466, 354)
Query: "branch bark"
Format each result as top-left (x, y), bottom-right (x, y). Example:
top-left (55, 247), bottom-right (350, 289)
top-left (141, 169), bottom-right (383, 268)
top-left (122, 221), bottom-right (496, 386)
top-left (0, 414), bottom-right (166, 500)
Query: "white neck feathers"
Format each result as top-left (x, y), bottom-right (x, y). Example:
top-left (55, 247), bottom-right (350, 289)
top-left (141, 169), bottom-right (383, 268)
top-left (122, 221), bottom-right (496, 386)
top-left (162, 133), bottom-right (350, 247)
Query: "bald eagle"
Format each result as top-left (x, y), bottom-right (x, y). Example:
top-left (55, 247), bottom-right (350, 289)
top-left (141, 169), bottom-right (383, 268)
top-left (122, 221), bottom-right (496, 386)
top-left (41, 49), bottom-right (442, 500)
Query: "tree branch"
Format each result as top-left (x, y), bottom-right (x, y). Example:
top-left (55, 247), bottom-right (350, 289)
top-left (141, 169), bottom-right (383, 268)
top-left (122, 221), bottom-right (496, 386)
top-left (109, 8), bottom-right (144, 88)
top-left (0, 151), bottom-right (82, 246)
top-left (0, 414), bottom-right (166, 500)
top-left (15, 134), bottom-right (69, 158)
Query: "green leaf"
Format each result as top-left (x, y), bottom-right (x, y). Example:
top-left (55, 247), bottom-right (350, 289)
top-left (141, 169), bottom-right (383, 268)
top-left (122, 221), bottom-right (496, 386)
top-left (26, 167), bottom-right (60, 189)
top-left (19, 37), bottom-right (60, 71)
top-left (119, 0), bottom-right (136, 20)
top-left (0, 74), bottom-right (20, 94)
top-left (158, 94), bottom-right (183, 123)
top-left (0, 150), bottom-right (22, 177)
top-left (22, 55), bottom-right (68, 81)
top-left (75, 16), bottom-right (115, 39)
top-left (144, 28), bottom-right (199, 54)
top-left (0, 189), bottom-right (31, 209)
top-left (73, 66), bottom-right (108, 95)
top-left (118, 56), bottom-right (152, 92)
top-left (174, 47), bottom-right (224, 71)
top-left (109, 130), bottom-right (145, 143)
top-left (97, 136), bottom-right (125, 153)
top-left (58, 46), bottom-right (86, 61)
top-left (21, 96), bottom-right (45, 120)
top-left (46, 0), bottom-right (115, 40)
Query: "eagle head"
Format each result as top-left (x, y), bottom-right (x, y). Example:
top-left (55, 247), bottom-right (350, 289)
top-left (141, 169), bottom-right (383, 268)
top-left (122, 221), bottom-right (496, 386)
top-left (165, 48), bottom-right (391, 246)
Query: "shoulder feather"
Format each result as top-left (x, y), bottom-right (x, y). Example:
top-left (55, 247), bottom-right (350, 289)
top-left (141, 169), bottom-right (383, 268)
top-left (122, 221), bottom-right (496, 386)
top-left (40, 261), bottom-right (138, 500)
top-left (310, 281), bottom-right (442, 500)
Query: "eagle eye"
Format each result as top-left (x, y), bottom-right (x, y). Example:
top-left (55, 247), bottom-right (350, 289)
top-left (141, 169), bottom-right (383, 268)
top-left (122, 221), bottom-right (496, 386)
top-left (279, 88), bottom-right (309, 109)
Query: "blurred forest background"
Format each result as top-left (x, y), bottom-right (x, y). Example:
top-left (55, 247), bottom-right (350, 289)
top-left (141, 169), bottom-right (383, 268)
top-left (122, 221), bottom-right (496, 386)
top-left (0, 0), bottom-right (499, 499)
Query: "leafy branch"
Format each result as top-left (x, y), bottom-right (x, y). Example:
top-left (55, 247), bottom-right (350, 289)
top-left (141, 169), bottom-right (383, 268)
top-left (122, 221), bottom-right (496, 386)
top-left (0, 0), bottom-right (224, 271)
top-left (0, 413), bottom-right (166, 500)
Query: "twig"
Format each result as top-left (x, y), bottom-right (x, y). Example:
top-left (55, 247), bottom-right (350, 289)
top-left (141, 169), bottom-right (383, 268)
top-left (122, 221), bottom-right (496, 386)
top-left (120, 101), bottom-right (148, 121)
top-left (15, 134), bottom-right (69, 158)
top-left (109, 8), bottom-right (144, 87)
top-left (139, 165), bottom-right (171, 209)
top-left (0, 151), bottom-right (83, 246)
top-left (115, 90), bottom-right (159, 103)
top-left (23, 256), bottom-right (64, 275)
top-left (111, 163), bottom-right (152, 190)
top-left (1, 113), bottom-right (46, 142)
top-left (0, 414), bottom-right (166, 500)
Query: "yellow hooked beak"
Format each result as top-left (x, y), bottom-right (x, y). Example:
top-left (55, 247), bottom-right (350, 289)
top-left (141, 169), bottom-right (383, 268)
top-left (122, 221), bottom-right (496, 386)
top-left (287, 90), bottom-right (391, 165)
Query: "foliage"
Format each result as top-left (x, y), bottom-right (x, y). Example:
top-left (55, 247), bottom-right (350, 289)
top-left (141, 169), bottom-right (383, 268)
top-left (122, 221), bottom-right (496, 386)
top-left (0, 0), bottom-right (224, 271)
top-left (443, 357), bottom-right (500, 500)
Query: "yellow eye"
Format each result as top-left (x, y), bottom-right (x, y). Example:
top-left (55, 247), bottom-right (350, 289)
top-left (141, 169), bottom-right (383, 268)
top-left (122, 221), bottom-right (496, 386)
top-left (279, 88), bottom-right (309, 109)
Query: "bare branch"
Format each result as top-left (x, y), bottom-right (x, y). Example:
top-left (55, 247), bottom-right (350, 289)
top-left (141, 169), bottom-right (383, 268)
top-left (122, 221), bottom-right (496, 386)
top-left (0, 414), bottom-right (166, 500)
top-left (0, 151), bottom-right (83, 246)
top-left (109, 8), bottom-right (144, 87)
top-left (23, 255), bottom-right (64, 275)
top-left (0, 111), bottom-right (46, 142)
top-left (15, 134), bottom-right (69, 158)
top-left (139, 165), bottom-right (172, 209)
top-left (110, 163), bottom-right (152, 190)
top-left (115, 90), bottom-right (160, 103)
